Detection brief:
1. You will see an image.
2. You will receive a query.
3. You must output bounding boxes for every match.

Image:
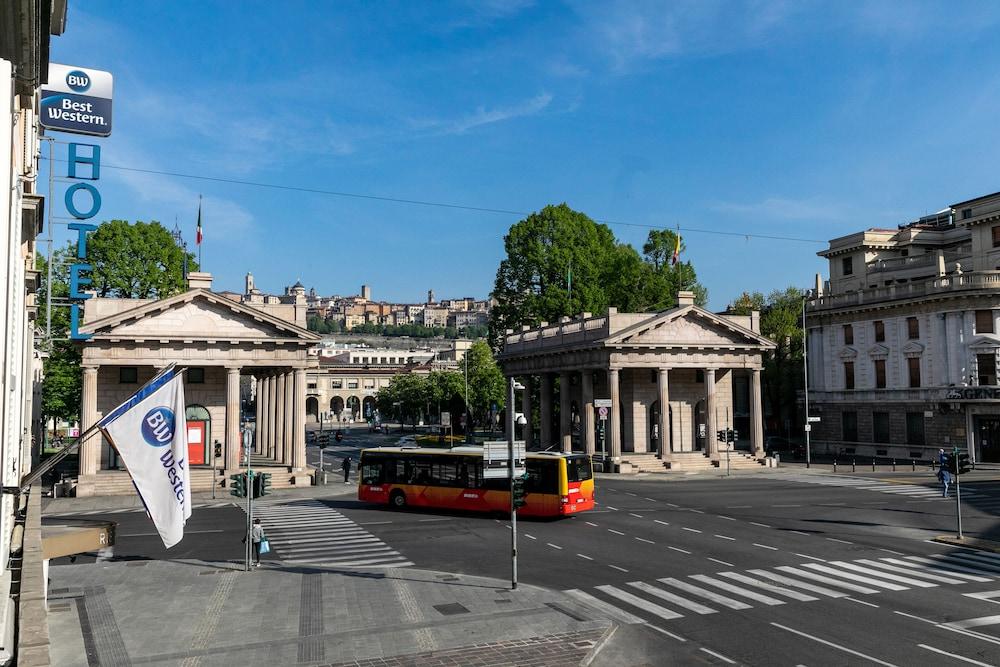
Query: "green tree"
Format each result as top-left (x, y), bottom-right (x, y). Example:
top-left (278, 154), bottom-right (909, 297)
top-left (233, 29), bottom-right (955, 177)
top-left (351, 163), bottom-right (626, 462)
top-left (36, 250), bottom-right (81, 432)
top-left (463, 341), bottom-right (506, 430)
top-left (425, 370), bottom-right (466, 424)
top-left (87, 219), bottom-right (197, 298)
top-left (375, 373), bottom-right (429, 430)
top-left (728, 286), bottom-right (804, 437)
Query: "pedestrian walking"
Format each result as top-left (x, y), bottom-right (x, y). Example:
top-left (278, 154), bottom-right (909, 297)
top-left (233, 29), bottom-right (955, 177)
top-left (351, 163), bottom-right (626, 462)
top-left (342, 455), bottom-right (352, 483)
top-left (937, 448), bottom-right (951, 497)
top-left (245, 518), bottom-right (266, 567)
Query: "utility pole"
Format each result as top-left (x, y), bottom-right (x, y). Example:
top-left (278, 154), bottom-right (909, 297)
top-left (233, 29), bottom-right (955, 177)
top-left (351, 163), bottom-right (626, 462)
top-left (802, 296), bottom-right (811, 469)
top-left (508, 377), bottom-right (520, 590)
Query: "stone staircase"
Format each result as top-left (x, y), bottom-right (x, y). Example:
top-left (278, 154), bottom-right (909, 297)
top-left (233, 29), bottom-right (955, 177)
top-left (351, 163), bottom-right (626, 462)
top-left (73, 465), bottom-right (309, 496)
top-left (619, 451), bottom-right (766, 473)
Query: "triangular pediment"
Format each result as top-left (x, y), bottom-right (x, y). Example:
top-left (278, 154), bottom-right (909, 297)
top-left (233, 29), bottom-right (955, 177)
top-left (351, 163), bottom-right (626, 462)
top-left (902, 341), bottom-right (925, 357)
top-left (81, 289), bottom-right (320, 342)
top-left (970, 334), bottom-right (1000, 350)
top-left (603, 306), bottom-right (775, 350)
top-left (839, 346), bottom-right (858, 360)
top-left (868, 343), bottom-right (890, 359)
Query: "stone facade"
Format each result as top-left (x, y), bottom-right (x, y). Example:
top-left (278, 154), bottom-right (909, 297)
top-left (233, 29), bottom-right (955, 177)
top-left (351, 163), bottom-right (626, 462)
top-left (498, 292), bottom-right (775, 470)
top-left (807, 192), bottom-right (1000, 462)
top-left (75, 278), bottom-right (321, 495)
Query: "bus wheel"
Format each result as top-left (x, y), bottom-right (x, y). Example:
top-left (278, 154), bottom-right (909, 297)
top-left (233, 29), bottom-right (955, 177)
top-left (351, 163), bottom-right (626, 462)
top-left (389, 490), bottom-right (407, 509)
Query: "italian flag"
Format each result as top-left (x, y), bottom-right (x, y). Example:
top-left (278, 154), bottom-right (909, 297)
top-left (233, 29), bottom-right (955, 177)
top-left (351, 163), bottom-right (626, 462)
top-left (195, 199), bottom-right (203, 245)
top-left (671, 231), bottom-right (681, 265)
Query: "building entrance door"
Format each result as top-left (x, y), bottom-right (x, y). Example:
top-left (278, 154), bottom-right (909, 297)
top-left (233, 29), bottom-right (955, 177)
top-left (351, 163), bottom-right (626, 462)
top-left (187, 420), bottom-right (207, 465)
top-left (975, 415), bottom-right (1000, 463)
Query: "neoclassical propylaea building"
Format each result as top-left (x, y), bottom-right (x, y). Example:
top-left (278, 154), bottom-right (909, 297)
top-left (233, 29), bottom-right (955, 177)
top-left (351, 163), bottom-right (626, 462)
top-left (498, 291), bottom-right (775, 472)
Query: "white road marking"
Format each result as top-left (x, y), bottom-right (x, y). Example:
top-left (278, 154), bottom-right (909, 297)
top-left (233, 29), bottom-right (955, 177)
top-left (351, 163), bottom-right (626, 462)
top-left (654, 520), bottom-right (671, 526)
top-left (666, 502), bottom-right (680, 508)
top-left (644, 497), bottom-right (657, 502)
top-left (714, 535), bottom-right (735, 541)
top-left (890, 557), bottom-right (991, 582)
top-left (879, 548), bottom-right (904, 555)
top-left (596, 585), bottom-right (683, 620)
top-left (606, 506), bottom-right (619, 511)
top-left (626, 492), bottom-right (638, 496)
top-left (717, 515), bottom-right (736, 521)
top-left (418, 518), bottom-right (451, 522)
top-left (827, 561), bottom-right (937, 588)
top-left (629, 513), bottom-right (644, 518)
top-left (753, 543), bottom-right (778, 551)
top-left (357, 521), bottom-right (393, 526)
top-left (608, 529), bottom-right (625, 536)
top-left (564, 589), bottom-right (644, 624)
top-left (718, 572), bottom-right (818, 602)
top-left (944, 614), bottom-right (1000, 630)
top-left (609, 564), bottom-right (630, 573)
top-left (918, 644), bottom-right (994, 666)
top-left (746, 569), bottom-right (847, 598)
top-left (656, 578), bottom-right (752, 610)
top-left (524, 534), bottom-right (537, 540)
top-left (794, 553), bottom-right (826, 562)
top-left (800, 563), bottom-right (908, 591)
top-left (770, 622), bottom-right (898, 666)
top-left (646, 624), bottom-right (687, 642)
top-left (682, 527), bottom-right (702, 533)
top-left (775, 566), bottom-right (878, 594)
top-left (668, 546), bottom-right (691, 554)
top-left (628, 581), bottom-right (717, 614)
top-left (789, 530), bottom-right (811, 537)
top-left (547, 543), bottom-right (563, 550)
top-left (636, 537), bottom-right (655, 544)
top-left (772, 504), bottom-right (802, 508)
top-left (857, 559), bottom-right (964, 585)
top-left (700, 648), bottom-right (736, 664)
top-left (690, 574), bottom-right (786, 606)
top-left (586, 521), bottom-right (599, 527)
top-left (708, 558), bottom-right (734, 567)
top-left (750, 522), bottom-right (771, 528)
top-left (577, 554), bottom-right (593, 561)
top-left (844, 597), bottom-right (879, 608)
top-left (826, 538), bottom-right (854, 545)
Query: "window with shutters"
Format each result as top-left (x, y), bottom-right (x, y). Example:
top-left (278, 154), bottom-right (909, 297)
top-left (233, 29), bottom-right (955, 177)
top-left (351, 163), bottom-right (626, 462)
top-left (843, 324), bottom-right (853, 345)
top-left (993, 226), bottom-right (1000, 248)
top-left (907, 317), bottom-right (919, 339)
top-left (976, 310), bottom-right (994, 334)
top-left (874, 320), bottom-right (885, 342)
top-left (908, 357), bottom-right (921, 388)
top-left (874, 359), bottom-right (886, 389)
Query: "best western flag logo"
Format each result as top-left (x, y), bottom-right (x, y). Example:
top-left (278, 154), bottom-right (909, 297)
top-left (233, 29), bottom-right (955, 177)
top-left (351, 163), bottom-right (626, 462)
top-left (40, 64), bottom-right (113, 137)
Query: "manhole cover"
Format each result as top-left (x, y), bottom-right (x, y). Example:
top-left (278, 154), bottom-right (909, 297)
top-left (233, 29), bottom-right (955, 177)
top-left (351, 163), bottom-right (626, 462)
top-left (433, 603), bottom-right (470, 616)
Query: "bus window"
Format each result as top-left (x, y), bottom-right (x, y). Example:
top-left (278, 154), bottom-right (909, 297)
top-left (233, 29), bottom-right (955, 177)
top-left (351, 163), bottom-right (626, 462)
top-left (525, 459), bottom-right (558, 493)
top-left (567, 456), bottom-right (593, 482)
top-left (361, 460), bottom-right (383, 485)
top-left (432, 456), bottom-right (461, 487)
top-left (409, 459), bottom-right (432, 485)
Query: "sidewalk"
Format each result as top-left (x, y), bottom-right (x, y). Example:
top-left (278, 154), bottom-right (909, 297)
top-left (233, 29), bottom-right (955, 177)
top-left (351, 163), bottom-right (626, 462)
top-left (42, 479), bottom-right (359, 515)
top-left (46, 559), bottom-right (610, 667)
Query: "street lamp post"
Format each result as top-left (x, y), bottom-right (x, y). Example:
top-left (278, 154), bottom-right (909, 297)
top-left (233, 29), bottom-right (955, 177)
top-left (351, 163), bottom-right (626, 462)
top-left (464, 334), bottom-right (472, 444)
top-left (802, 295), bottom-right (812, 469)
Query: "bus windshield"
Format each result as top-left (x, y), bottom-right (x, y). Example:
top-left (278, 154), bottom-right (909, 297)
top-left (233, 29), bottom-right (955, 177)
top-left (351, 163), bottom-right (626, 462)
top-left (566, 455), bottom-right (593, 482)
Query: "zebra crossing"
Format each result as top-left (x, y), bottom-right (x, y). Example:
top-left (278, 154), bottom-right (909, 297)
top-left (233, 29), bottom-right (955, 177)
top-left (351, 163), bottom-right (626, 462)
top-left (252, 499), bottom-right (413, 568)
top-left (564, 549), bottom-right (1000, 626)
top-left (763, 471), bottom-right (994, 503)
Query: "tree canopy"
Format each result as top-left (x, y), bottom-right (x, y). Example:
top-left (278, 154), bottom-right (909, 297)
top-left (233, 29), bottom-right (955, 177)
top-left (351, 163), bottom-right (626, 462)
top-left (86, 220), bottom-right (197, 299)
top-left (489, 204), bottom-right (707, 349)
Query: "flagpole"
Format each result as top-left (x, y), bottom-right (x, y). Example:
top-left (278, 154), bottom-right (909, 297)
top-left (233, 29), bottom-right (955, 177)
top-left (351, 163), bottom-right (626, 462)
top-left (197, 194), bottom-right (203, 268)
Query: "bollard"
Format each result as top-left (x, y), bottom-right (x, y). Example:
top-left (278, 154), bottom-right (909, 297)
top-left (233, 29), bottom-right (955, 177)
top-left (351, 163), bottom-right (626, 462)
top-left (852, 458), bottom-right (856, 472)
top-left (932, 458), bottom-right (936, 471)
top-left (834, 459), bottom-right (838, 473)
top-left (912, 459), bottom-right (916, 472)
top-left (872, 457), bottom-right (876, 472)
top-left (892, 459), bottom-right (896, 472)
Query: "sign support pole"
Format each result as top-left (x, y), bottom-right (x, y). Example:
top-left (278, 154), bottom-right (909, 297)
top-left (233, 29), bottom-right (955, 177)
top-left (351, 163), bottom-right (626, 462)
top-left (508, 378), bottom-right (518, 590)
top-left (246, 432), bottom-right (253, 572)
top-left (954, 446), bottom-right (963, 540)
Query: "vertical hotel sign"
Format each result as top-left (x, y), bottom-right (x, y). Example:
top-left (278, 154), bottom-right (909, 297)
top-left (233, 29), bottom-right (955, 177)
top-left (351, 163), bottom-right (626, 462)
top-left (41, 64), bottom-right (115, 339)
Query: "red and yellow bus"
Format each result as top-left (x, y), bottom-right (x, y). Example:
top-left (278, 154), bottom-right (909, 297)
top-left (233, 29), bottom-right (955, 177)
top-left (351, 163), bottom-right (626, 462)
top-left (357, 446), bottom-right (594, 517)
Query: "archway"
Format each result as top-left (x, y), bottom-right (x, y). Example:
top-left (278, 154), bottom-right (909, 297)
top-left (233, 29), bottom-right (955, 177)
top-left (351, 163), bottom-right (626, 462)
top-left (346, 396), bottom-right (361, 420)
top-left (362, 396), bottom-right (377, 420)
top-left (306, 397), bottom-right (319, 421)
top-left (186, 404), bottom-right (211, 466)
top-left (330, 396), bottom-right (344, 418)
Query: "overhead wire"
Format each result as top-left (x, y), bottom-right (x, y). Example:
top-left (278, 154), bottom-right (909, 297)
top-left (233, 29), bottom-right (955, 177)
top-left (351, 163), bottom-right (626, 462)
top-left (41, 156), bottom-right (827, 244)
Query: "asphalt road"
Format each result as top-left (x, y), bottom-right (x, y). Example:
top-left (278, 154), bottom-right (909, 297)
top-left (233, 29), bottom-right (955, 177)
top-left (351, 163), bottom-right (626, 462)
top-left (47, 454), bottom-right (1000, 665)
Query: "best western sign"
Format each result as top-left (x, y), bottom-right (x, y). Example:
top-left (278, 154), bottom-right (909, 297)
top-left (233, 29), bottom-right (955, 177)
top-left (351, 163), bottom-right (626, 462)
top-left (40, 64), bottom-right (113, 137)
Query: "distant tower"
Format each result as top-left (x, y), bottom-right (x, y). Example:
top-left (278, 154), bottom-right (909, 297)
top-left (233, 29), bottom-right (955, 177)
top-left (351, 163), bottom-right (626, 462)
top-left (361, 284), bottom-right (371, 301)
top-left (245, 272), bottom-right (255, 295)
top-left (427, 289), bottom-right (435, 304)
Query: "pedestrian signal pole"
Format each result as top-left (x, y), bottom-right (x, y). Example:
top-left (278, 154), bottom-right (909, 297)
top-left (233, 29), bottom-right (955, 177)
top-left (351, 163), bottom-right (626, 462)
top-left (954, 447), bottom-right (963, 540)
top-left (508, 377), bottom-right (519, 590)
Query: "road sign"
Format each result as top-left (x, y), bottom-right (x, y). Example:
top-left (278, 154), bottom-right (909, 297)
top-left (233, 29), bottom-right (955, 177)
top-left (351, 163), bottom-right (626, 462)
top-left (598, 406), bottom-right (609, 420)
top-left (807, 416), bottom-right (821, 423)
top-left (483, 440), bottom-right (526, 478)
top-left (804, 424), bottom-right (812, 432)
top-left (441, 411), bottom-right (451, 427)
top-left (41, 64), bottom-right (113, 136)
top-left (594, 399), bottom-right (613, 408)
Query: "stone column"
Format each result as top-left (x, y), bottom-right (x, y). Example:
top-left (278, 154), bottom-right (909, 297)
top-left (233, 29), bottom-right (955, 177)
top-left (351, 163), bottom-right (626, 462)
top-left (521, 376), bottom-right (533, 450)
top-left (657, 368), bottom-right (671, 461)
top-left (559, 371), bottom-right (573, 453)
top-left (540, 373), bottom-right (553, 449)
top-left (258, 375), bottom-right (270, 458)
top-left (283, 371), bottom-right (294, 466)
top-left (751, 368), bottom-right (764, 459)
top-left (608, 368), bottom-right (622, 462)
top-left (80, 366), bottom-right (100, 476)
top-left (292, 369), bottom-right (309, 483)
top-left (225, 367), bottom-right (242, 471)
top-left (275, 372), bottom-right (287, 464)
top-left (254, 376), bottom-right (263, 455)
top-left (705, 369), bottom-right (718, 461)
top-left (581, 371), bottom-right (595, 456)
top-left (267, 372), bottom-right (278, 460)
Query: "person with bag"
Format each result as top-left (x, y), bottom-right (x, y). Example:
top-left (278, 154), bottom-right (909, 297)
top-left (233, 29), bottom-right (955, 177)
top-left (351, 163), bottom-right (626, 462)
top-left (937, 448), bottom-right (952, 498)
top-left (342, 455), bottom-right (352, 484)
top-left (249, 518), bottom-right (267, 567)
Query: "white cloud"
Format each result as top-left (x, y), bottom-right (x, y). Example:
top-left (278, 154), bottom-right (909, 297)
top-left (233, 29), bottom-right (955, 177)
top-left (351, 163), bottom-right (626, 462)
top-left (415, 92), bottom-right (553, 135)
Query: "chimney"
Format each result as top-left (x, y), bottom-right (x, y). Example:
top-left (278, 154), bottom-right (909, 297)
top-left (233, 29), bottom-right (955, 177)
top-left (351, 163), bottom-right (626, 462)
top-left (751, 310), bottom-right (760, 333)
top-left (187, 271), bottom-right (213, 291)
top-left (936, 250), bottom-right (946, 277)
top-left (676, 290), bottom-right (695, 307)
top-left (814, 272), bottom-right (824, 296)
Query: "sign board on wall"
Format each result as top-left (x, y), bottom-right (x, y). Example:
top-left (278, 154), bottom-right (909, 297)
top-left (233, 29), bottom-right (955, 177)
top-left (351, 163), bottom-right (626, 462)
top-left (594, 399), bottom-right (613, 408)
top-left (41, 64), bottom-right (113, 136)
top-left (441, 412), bottom-right (451, 427)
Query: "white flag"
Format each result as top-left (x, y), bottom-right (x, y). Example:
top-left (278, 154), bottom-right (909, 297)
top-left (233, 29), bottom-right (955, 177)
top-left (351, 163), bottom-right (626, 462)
top-left (99, 369), bottom-right (192, 548)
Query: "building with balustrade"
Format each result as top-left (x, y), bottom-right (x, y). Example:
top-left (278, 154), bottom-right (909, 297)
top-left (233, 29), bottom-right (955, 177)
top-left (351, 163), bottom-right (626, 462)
top-left (75, 273), bottom-right (320, 496)
top-left (805, 191), bottom-right (1000, 463)
top-left (498, 291), bottom-right (775, 472)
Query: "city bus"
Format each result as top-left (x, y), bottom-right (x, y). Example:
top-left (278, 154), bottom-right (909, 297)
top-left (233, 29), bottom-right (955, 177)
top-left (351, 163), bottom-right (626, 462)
top-left (357, 446), bottom-right (594, 517)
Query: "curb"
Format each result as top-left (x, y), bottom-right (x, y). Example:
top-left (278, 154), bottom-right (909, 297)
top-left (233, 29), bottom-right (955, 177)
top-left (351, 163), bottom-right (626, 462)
top-left (933, 535), bottom-right (1000, 553)
top-left (579, 623), bottom-right (618, 667)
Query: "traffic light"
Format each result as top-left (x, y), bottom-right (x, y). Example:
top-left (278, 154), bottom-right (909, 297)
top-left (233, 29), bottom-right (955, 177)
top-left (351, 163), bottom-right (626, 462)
top-left (728, 429), bottom-right (738, 444)
top-left (512, 473), bottom-right (528, 510)
top-left (229, 472), bottom-right (246, 498)
top-left (335, 430), bottom-right (343, 443)
top-left (956, 451), bottom-right (972, 475)
top-left (253, 472), bottom-right (272, 498)
top-left (214, 441), bottom-right (223, 458)
top-left (716, 430), bottom-right (727, 443)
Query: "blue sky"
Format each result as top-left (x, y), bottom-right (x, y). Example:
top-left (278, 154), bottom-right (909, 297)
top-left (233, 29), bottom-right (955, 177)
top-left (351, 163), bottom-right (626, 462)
top-left (46, 1), bottom-right (1000, 310)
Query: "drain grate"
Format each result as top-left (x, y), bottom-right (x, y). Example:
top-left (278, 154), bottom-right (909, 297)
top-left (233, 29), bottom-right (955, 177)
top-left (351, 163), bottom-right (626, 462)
top-left (433, 602), bottom-right (470, 616)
